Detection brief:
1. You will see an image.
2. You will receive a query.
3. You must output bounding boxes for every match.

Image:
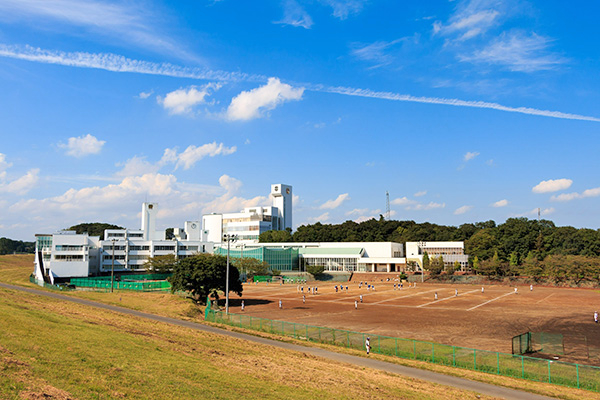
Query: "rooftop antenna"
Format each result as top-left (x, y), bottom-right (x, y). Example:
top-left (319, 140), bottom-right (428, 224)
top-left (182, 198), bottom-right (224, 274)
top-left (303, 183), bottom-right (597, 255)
top-left (385, 191), bottom-right (391, 221)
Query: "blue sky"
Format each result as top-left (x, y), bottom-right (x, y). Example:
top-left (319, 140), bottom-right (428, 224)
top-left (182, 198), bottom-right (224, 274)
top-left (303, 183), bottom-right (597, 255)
top-left (1, 0), bottom-right (600, 240)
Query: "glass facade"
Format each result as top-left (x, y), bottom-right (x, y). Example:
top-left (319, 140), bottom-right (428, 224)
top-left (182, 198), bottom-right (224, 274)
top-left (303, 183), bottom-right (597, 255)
top-left (302, 257), bottom-right (358, 272)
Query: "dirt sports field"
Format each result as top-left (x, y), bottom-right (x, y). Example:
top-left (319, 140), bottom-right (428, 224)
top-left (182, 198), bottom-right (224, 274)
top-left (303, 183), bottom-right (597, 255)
top-left (232, 277), bottom-right (600, 365)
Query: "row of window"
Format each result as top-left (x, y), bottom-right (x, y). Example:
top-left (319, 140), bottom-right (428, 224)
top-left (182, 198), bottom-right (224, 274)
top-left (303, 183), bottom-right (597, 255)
top-left (303, 257), bottom-right (359, 272)
top-left (223, 225), bottom-right (260, 232)
top-left (55, 245), bottom-right (85, 251)
top-left (54, 255), bottom-right (84, 261)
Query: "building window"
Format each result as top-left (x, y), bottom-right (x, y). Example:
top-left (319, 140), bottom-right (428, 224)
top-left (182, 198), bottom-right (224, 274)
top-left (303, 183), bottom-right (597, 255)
top-left (154, 246), bottom-right (175, 251)
top-left (54, 254), bottom-right (84, 261)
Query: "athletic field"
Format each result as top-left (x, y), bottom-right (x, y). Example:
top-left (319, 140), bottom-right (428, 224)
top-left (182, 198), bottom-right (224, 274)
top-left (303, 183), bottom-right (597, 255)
top-left (233, 279), bottom-right (600, 365)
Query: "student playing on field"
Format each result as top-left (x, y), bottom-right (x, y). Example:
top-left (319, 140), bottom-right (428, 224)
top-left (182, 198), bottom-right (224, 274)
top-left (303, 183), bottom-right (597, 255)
top-left (241, 300), bottom-right (245, 311)
top-left (279, 299), bottom-right (282, 309)
top-left (360, 294), bottom-right (363, 303)
top-left (594, 311), bottom-right (598, 323)
top-left (355, 300), bottom-right (358, 309)
top-left (434, 292), bottom-right (438, 300)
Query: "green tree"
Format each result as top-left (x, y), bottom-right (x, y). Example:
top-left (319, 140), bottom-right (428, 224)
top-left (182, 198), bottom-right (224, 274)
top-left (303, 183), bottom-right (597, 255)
top-left (170, 254), bottom-right (242, 303)
top-left (452, 260), bottom-right (461, 274)
top-left (259, 229), bottom-right (293, 242)
top-left (428, 255), bottom-right (444, 276)
top-left (67, 223), bottom-right (124, 240)
top-left (306, 264), bottom-right (325, 278)
top-left (233, 257), bottom-right (270, 279)
top-left (422, 252), bottom-right (430, 271)
top-left (145, 254), bottom-right (178, 273)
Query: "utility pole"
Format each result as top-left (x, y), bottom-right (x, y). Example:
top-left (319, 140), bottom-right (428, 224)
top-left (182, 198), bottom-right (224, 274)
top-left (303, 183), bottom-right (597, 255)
top-left (110, 238), bottom-right (116, 293)
top-left (223, 234), bottom-right (237, 314)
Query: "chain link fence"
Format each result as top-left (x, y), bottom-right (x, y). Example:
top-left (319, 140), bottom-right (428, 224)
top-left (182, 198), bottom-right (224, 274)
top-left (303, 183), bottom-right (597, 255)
top-left (206, 309), bottom-right (600, 392)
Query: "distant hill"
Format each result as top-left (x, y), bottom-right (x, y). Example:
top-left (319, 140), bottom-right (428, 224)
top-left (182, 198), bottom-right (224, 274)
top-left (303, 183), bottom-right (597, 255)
top-left (67, 223), bottom-right (124, 240)
top-left (0, 237), bottom-right (35, 255)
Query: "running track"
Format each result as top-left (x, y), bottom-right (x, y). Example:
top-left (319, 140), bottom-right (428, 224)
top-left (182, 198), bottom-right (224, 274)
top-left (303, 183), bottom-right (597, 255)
top-left (0, 283), bottom-right (556, 400)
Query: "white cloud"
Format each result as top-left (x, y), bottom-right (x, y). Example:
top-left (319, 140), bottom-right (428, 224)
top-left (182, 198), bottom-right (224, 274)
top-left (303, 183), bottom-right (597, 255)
top-left (115, 156), bottom-right (159, 178)
top-left (414, 191), bottom-right (427, 197)
top-left (307, 212), bottom-right (330, 223)
top-left (492, 199), bottom-right (508, 207)
top-left (0, 0), bottom-right (188, 58)
top-left (138, 90), bottom-right (153, 99)
top-left (275, 0), bottom-right (313, 29)
top-left (201, 175), bottom-right (268, 214)
top-left (550, 187), bottom-right (600, 202)
top-left (158, 84), bottom-right (219, 115)
top-left (433, 0), bottom-right (501, 40)
top-left (115, 142), bottom-right (236, 176)
top-left (391, 196), bottom-right (416, 206)
top-left (58, 134), bottom-right (105, 157)
top-left (227, 78), bottom-right (304, 121)
top-left (454, 205), bottom-right (473, 215)
top-left (320, 193), bottom-right (350, 210)
top-left (351, 39), bottom-right (404, 68)
top-left (1, 45), bottom-right (598, 123)
top-left (171, 143), bottom-right (237, 170)
top-left (460, 32), bottom-right (566, 72)
top-left (407, 202), bottom-right (445, 211)
top-left (532, 178), bottom-right (572, 193)
top-left (464, 151), bottom-right (480, 161)
top-left (2, 168), bottom-right (39, 195)
top-left (320, 0), bottom-right (366, 19)
top-left (0, 153), bottom-right (12, 180)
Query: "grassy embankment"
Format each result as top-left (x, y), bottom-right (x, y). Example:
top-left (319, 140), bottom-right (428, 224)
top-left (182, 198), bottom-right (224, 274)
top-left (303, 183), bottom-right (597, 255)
top-left (1, 255), bottom-right (598, 399)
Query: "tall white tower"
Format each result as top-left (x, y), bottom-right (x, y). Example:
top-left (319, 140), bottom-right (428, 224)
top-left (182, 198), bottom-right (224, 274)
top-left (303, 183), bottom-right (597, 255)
top-left (271, 184), bottom-right (292, 231)
top-left (141, 202), bottom-right (158, 240)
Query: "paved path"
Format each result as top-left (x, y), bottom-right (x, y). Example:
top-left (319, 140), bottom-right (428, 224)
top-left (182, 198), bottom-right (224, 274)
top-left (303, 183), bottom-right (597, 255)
top-left (0, 283), bottom-right (556, 400)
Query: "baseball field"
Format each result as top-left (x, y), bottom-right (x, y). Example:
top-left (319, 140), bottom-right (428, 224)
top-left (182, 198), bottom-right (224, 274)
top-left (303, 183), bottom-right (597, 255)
top-left (232, 277), bottom-right (600, 365)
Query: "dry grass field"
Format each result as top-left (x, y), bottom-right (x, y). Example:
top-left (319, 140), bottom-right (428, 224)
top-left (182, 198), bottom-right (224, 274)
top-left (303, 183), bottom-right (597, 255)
top-left (233, 278), bottom-right (600, 365)
top-left (2, 254), bottom-right (600, 399)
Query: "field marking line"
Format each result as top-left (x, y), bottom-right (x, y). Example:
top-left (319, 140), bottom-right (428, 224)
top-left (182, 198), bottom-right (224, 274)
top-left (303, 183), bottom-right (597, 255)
top-left (371, 289), bottom-right (438, 305)
top-left (535, 293), bottom-right (555, 304)
top-left (467, 291), bottom-right (515, 311)
top-left (417, 289), bottom-right (481, 308)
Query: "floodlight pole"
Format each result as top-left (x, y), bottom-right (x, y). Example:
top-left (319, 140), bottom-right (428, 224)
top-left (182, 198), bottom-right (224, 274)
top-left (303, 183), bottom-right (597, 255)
top-left (224, 234), bottom-right (237, 314)
top-left (418, 241), bottom-right (425, 283)
top-left (111, 238), bottom-right (116, 293)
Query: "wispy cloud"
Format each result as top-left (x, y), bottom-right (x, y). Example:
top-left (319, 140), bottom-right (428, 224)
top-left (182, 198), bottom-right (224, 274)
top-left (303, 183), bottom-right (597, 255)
top-left (0, 44), bottom-right (263, 83)
top-left (551, 187), bottom-right (600, 202)
top-left (408, 201), bottom-right (445, 211)
top-left (532, 178), bottom-right (572, 193)
top-left (275, 0), bottom-right (313, 29)
top-left (435, 9), bottom-right (500, 40)
top-left (307, 212), bottom-right (330, 223)
top-left (460, 32), bottom-right (566, 72)
top-left (414, 190), bottom-right (427, 197)
top-left (320, 0), bottom-right (367, 20)
top-left (58, 134), bottom-right (105, 158)
top-left (320, 193), bottom-right (350, 210)
top-left (454, 205), bottom-right (473, 215)
top-left (464, 151), bottom-right (480, 161)
top-left (1, 44), bottom-right (598, 123)
top-left (0, 0), bottom-right (189, 58)
top-left (351, 39), bottom-right (404, 68)
top-left (227, 78), bottom-right (304, 121)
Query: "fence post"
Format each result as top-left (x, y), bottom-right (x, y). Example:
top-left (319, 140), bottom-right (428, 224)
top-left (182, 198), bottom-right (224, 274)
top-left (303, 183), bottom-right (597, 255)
top-left (521, 356), bottom-right (524, 378)
top-left (378, 336), bottom-right (381, 354)
top-left (432, 343), bottom-right (435, 363)
top-left (294, 323), bottom-right (296, 338)
top-left (548, 360), bottom-right (551, 383)
top-left (395, 338), bottom-right (398, 357)
top-left (497, 352), bottom-right (500, 374)
top-left (239, 314), bottom-right (242, 328)
top-left (413, 340), bottom-right (416, 359)
top-left (474, 349), bottom-right (477, 370)
top-left (453, 346), bottom-right (456, 367)
top-left (576, 364), bottom-right (579, 389)
top-left (306, 325), bottom-right (308, 340)
top-left (347, 331), bottom-right (350, 348)
top-left (319, 326), bottom-right (321, 341)
top-left (281, 320), bottom-right (284, 335)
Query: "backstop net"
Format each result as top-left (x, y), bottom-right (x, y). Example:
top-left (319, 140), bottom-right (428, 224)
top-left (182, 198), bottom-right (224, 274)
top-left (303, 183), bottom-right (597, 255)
top-left (512, 332), bottom-right (564, 355)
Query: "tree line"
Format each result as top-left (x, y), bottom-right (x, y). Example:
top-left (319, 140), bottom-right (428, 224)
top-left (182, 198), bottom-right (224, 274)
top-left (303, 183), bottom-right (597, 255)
top-left (260, 217), bottom-right (600, 281)
top-left (0, 237), bottom-right (35, 255)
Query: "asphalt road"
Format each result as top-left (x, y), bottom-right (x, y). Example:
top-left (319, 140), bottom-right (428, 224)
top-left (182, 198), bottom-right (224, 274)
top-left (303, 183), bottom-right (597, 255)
top-left (0, 282), bottom-right (558, 400)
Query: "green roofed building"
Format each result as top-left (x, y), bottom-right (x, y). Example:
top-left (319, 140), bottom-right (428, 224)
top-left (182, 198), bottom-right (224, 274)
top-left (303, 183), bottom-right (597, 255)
top-left (214, 242), bottom-right (408, 273)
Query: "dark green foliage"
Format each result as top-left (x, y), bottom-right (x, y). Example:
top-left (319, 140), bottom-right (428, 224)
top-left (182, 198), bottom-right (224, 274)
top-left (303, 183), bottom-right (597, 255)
top-left (0, 237), bottom-right (34, 254)
top-left (170, 254), bottom-right (243, 303)
top-left (259, 229), bottom-right (293, 242)
top-left (145, 254), bottom-right (178, 273)
top-left (233, 257), bottom-right (271, 279)
top-left (306, 264), bottom-right (325, 277)
top-left (67, 223), bottom-right (124, 240)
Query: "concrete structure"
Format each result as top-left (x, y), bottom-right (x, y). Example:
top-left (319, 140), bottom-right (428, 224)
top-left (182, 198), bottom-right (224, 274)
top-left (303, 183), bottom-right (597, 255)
top-left (33, 202), bottom-right (213, 282)
top-left (202, 183), bottom-right (292, 244)
top-left (405, 241), bottom-right (470, 272)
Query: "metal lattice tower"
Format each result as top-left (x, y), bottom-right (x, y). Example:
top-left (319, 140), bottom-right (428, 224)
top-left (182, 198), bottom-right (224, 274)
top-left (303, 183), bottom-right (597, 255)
top-left (385, 191), bottom-right (391, 221)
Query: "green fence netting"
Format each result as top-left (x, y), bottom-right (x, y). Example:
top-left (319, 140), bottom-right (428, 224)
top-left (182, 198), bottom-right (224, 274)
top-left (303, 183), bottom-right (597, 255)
top-left (206, 309), bottom-right (600, 392)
